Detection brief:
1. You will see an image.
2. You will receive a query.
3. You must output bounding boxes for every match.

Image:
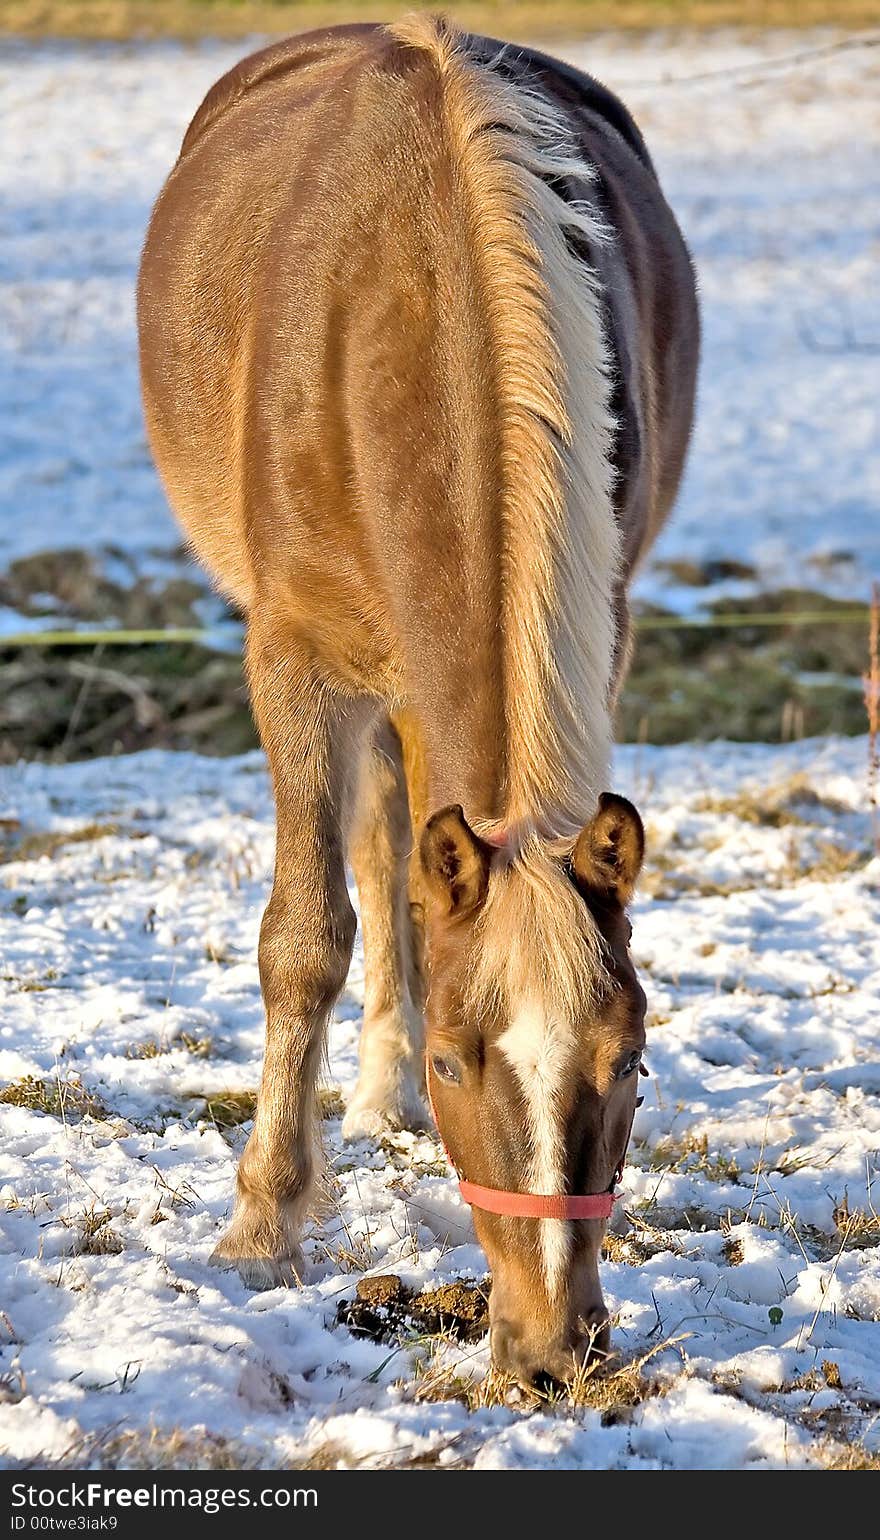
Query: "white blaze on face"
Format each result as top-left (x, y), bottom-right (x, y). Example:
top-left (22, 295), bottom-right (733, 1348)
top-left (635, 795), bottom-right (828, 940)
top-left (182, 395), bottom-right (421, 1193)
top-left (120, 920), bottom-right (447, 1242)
top-left (498, 999), bottom-right (574, 1294)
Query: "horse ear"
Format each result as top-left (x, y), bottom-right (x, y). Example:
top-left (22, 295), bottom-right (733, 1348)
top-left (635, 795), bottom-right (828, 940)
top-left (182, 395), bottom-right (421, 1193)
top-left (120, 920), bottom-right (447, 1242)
top-left (572, 793), bottom-right (644, 908)
top-left (420, 805), bottom-right (492, 917)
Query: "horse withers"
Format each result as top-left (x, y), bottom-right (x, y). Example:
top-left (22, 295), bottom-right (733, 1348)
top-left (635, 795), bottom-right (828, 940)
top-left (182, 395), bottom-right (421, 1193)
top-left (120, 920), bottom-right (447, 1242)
top-left (137, 15), bottom-right (699, 1388)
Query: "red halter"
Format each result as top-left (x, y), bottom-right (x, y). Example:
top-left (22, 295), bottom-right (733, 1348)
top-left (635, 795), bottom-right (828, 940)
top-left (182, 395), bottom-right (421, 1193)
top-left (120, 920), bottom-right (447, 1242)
top-left (457, 1176), bottom-right (621, 1221)
top-left (426, 1062), bottom-right (625, 1222)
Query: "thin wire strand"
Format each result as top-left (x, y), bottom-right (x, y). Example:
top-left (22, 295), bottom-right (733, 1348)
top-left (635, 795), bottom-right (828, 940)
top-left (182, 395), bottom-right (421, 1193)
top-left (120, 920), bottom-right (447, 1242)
top-left (0, 607), bottom-right (872, 652)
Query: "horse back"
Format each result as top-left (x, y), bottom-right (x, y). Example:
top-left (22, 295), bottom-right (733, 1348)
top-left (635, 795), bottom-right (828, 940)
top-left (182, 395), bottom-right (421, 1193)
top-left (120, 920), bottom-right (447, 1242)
top-left (138, 23), bottom-right (697, 707)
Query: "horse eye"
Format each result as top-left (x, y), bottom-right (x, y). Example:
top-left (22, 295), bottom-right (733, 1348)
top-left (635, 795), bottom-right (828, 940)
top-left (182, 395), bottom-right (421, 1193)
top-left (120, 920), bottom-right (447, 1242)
top-left (617, 1050), bottom-right (642, 1080)
top-left (431, 1055), bottom-right (461, 1085)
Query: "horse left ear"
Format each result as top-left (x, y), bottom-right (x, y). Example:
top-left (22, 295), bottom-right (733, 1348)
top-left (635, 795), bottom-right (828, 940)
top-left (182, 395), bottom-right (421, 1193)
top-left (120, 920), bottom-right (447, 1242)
top-left (572, 793), bottom-right (644, 908)
top-left (420, 805), bottom-right (493, 918)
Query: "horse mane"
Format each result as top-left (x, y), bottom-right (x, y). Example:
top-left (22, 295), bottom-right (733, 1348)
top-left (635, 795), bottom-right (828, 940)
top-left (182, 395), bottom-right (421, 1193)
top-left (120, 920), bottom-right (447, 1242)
top-left (388, 14), bottom-right (620, 850)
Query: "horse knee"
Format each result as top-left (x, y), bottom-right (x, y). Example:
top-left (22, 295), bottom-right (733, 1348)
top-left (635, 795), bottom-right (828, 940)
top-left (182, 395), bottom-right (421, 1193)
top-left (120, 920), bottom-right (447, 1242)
top-left (258, 888), bottom-right (355, 1018)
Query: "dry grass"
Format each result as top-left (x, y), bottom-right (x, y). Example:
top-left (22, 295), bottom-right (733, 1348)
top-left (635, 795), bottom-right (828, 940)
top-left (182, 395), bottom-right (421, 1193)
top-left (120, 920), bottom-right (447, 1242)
top-left (692, 774), bottom-right (847, 829)
top-left (125, 1032), bottom-right (214, 1060)
top-left (412, 1320), bottom-right (680, 1421)
top-left (563, 1338), bottom-right (680, 1417)
top-left (833, 1198), bottom-right (880, 1250)
top-left (4, 0), bottom-right (876, 43)
top-left (0, 821), bottom-right (121, 864)
top-left (57, 1422), bottom-right (267, 1469)
top-left (0, 1073), bottom-right (107, 1121)
top-left (721, 1233), bottom-right (746, 1265)
top-left (318, 1084), bottom-right (346, 1119)
top-left (791, 841), bottom-right (867, 883)
top-left (1, 968), bottom-right (61, 993)
top-left (410, 1333), bottom-right (527, 1410)
top-left (648, 1130), bottom-right (741, 1184)
top-left (197, 1085), bottom-right (343, 1132)
top-left (786, 1359), bottom-right (844, 1395)
top-left (819, 1441), bottom-right (880, 1470)
top-left (61, 1202), bottom-right (124, 1256)
top-left (603, 1212), bottom-right (686, 1264)
top-left (298, 1440), bottom-right (363, 1469)
top-left (201, 1089), bottom-right (257, 1130)
top-left (300, 1435), bottom-right (462, 1469)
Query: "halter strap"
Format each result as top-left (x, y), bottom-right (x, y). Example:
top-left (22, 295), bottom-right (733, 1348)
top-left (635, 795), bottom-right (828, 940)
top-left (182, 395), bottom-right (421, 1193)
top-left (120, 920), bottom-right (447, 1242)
top-left (458, 1179), bottom-right (620, 1221)
top-left (426, 1057), bottom-right (626, 1222)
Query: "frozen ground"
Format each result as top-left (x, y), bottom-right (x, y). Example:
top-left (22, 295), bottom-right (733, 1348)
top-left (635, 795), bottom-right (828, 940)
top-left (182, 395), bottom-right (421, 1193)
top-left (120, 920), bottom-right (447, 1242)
top-left (1, 735), bottom-right (879, 1469)
top-left (0, 29), bottom-right (878, 624)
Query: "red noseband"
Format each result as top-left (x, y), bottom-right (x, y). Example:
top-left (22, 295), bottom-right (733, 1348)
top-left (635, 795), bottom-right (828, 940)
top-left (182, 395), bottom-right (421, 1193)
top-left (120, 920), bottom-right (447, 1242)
top-left (426, 1060), bottom-right (624, 1222)
top-left (457, 1178), bottom-right (621, 1221)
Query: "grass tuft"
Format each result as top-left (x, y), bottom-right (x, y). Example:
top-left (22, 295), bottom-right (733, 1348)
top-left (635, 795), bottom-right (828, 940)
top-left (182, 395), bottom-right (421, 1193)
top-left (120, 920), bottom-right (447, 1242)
top-left (58, 1422), bottom-right (264, 1470)
top-left (0, 822), bottom-right (121, 864)
top-left (0, 1074), bottom-right (107, 1121)
top-left (62, 1203), bottom-right (123, 1256)
top-left (126, 1032), bottom-right (214, 1060)
top-left (648, 1130), bottom-right (740, 1184)
top-left (833, 1199), bottom-right (880, 1250)
top-left (202, 1090), bottom-right (257, 1131)
top-left (818, 1441), bottom-right (880, 1470)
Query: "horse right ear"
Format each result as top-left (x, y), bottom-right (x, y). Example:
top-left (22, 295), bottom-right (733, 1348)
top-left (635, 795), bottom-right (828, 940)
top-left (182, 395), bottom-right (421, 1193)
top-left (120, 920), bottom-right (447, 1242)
top-left (419, 806), bottom-right (492, 917)
top-left (572, 792), bottom-right (644, 908)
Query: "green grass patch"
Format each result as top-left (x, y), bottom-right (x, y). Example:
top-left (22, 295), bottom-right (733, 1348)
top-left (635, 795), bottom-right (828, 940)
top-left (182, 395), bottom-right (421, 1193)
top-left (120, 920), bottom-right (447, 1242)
top-left (621, 590), bottom-right (871, 744)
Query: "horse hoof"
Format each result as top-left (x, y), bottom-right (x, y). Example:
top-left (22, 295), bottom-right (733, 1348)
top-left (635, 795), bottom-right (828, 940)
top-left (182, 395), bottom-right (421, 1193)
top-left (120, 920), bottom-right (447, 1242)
top-left (209, 1212), bottom-right (304, 1289)
top-left (341, 1090), bottom-right (432, 1143)
top-left (209, 1243), bottom-right (302, 1290)
top-left (340, 1103), bottom-right (394, 1142)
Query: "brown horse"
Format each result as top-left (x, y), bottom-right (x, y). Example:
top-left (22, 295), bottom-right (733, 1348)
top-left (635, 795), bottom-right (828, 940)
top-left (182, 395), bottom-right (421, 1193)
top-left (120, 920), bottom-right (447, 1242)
top-left (138, 14), bottom-right (698, 1387)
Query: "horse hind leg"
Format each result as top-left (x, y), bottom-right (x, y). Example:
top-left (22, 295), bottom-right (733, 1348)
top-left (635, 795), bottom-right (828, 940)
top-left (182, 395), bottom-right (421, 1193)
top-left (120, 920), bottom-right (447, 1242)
top-left (342, 716), bottom-right (429, 1141)
top-left (211, 621), bottom-right (373, 1287)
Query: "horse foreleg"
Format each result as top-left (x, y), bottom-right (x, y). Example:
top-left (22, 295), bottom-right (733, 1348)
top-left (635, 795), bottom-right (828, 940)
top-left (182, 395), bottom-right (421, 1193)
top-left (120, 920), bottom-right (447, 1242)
top-left (211, 623), bottom-right (371, 1286)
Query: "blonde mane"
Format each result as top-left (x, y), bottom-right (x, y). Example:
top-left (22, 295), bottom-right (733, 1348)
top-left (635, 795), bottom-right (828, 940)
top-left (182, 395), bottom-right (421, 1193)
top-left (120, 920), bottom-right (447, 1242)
top-left (389, 14), bottom-right (620, 851)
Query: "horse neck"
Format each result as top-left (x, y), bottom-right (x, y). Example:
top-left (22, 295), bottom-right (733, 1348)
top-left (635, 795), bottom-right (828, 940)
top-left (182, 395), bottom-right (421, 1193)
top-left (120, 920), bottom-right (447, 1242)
top-left (387, 19), bottom-right (620, 840)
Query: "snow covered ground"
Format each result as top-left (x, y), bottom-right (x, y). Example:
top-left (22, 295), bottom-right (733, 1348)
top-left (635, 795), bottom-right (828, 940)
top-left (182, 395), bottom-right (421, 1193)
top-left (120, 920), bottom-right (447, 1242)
top-left (2, 735), bottom-right (879, 1469)
top-left (0, 29), bottom-right (878, 621)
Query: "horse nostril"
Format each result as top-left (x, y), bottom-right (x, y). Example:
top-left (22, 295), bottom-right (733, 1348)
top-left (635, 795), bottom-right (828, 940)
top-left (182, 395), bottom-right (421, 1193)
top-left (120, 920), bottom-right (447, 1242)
top-left (492, 1322), bottom-right (580, 1392)
top-left (491, 1320), bottom-right (549, 1389)
top-left (492, 1316), bottom-right (613, 1390)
